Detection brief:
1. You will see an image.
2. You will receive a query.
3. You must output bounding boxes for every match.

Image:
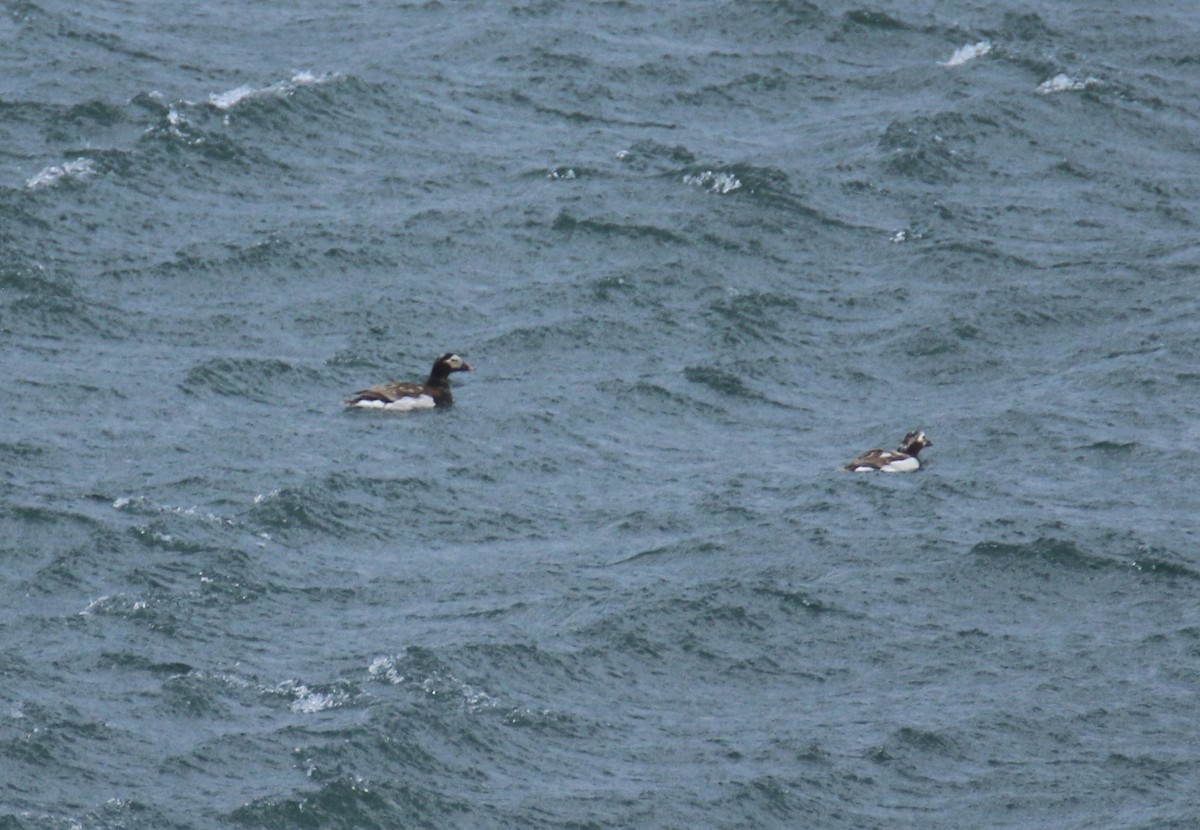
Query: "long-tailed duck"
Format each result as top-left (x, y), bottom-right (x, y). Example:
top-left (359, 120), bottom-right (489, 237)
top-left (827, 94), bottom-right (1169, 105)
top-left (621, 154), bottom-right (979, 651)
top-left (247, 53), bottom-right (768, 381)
top-left (844, 430), bottom-right (932, 472)
top-left (345, 353), bottom-right (474, 411)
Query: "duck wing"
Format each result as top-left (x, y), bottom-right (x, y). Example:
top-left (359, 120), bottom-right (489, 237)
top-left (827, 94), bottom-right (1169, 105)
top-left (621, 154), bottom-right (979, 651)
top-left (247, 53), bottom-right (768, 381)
top-left (844, 449), bottom-right (893, 471)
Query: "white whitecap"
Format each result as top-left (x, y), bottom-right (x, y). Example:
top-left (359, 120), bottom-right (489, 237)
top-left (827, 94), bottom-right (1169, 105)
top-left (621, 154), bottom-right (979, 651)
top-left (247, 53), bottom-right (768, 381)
top-left (25, 157), bottom-right (95, 191)
top-left (208, 71), bottom-right (338, 111)
top-left (208, 84), bottom-right (258, 111)
top-left (79, 593), bottom-right (147, 616)
top-left (80, 595), bottom-right (112, 615)
top-left (684, 170), bottom-right (742, 195)
top-left (940, 41), bottom-right (992, 67)
top-left (108, 494), bottom-right (233, 525)
top-left (1037, 73), bottom-right (1102, 94)
top-left (891, 228), bottom-right (919, 243)
top-left (289, 685), bottom-right (346, 714)
top-left (368, 655), bottom-right (403, 684)
top-left (253, 489), bottom-right (280, 505)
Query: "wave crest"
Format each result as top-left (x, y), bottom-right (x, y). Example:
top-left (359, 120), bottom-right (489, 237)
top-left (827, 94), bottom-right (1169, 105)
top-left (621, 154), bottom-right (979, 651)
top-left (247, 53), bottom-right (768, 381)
top-left (972, 538), bottom-right (1199, 580)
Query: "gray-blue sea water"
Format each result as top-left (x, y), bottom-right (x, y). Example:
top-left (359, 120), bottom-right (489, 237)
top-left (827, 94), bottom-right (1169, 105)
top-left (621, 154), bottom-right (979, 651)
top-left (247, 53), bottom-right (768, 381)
top-left (3, 1), bottom-right (1200, 827)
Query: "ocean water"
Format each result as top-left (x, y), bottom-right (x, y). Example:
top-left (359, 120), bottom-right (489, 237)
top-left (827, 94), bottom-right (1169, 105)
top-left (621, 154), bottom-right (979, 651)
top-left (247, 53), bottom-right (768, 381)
top-left (3, 1), bottom-right (1200, 827)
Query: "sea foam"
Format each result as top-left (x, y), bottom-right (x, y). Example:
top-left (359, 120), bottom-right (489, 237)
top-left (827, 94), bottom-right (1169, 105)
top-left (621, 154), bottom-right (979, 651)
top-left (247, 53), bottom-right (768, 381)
top-left (1037, 73), bottom-right (1102, 94)
top-left (940, 41), bottom-right (992, 67)
top-left (208, 71), bottom-right (335, 111)
top-left (25, 157), bottom-right (96, 190)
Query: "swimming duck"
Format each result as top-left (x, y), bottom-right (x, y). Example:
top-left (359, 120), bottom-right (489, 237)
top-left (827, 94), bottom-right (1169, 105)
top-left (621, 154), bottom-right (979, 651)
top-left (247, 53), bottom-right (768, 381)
top-left (844, 430), bottom-right (932, 472)
top-left (345, 353), bottom-right (473, 410)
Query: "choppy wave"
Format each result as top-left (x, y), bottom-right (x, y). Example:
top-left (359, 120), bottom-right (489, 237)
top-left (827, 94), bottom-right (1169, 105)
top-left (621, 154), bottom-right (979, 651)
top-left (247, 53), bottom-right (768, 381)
top-left (972, 538), bottom-right (1200, 580)
top-left (551, 210), bottom-right (687, 245)
top-left (0, 265), bottom-right (126, 338)
top-left (246, 474), bottom-right (433, 541)
top-left (683, 364), bottom-right (764, 400)
top-left (368, 649), bottom-right (501, 714)
top-left (6, 1), bottom-right (1200, 828)
top-left (841, 9), bottom-right (910, 32)
top-left (228, 776), bottom-right (404, 829)
top-left (179, 357), bottom-right (326, 403)
top-left (6, 69), bottom-right (376, 199)
top-left (878, 113), bottom-right (986, 183)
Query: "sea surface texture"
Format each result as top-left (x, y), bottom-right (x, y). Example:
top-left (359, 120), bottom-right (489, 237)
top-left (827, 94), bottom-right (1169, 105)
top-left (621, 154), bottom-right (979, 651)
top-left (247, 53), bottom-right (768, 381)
top-left (3, 1), bottom-right (1199, 827)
